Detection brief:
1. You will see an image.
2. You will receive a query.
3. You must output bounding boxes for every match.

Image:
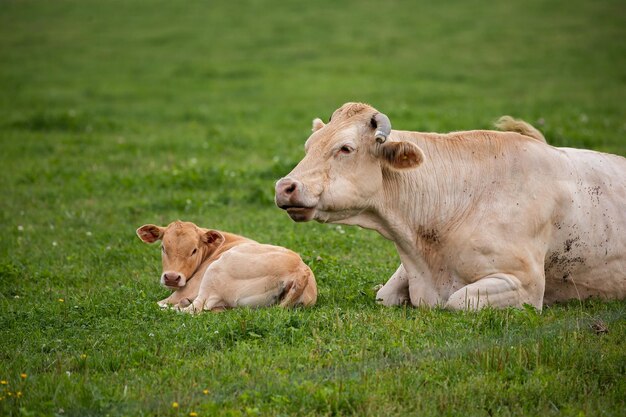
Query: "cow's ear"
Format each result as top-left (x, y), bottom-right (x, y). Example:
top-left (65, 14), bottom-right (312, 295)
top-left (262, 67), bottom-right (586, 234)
top-left (137, 224), bottom-right (165, 243)
top-left (202, 230), bottom-right (225, 248)
top-left (312, 118), bottom-right (325, 132)
top-left (377, 141), bottom-right (424, 170)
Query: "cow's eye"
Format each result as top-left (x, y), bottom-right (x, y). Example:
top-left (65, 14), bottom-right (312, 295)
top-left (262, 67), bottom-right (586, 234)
top-left (339, 145), bottom-right (354, 154)
top-left (191, 248), bottom-right (197, 256)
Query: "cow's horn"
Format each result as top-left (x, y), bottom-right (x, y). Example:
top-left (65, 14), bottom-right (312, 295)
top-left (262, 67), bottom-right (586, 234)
top-left (372, 112), bottom-right (391, 144)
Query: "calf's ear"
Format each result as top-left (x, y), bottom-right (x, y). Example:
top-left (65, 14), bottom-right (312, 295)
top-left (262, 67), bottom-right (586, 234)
top-left (377, 141), bottom-right (424, 170)
top-left (136, 224), bottom-right (165, 243)
top-left (202, 230), bottom-right (225, 248)
top-left (312, 118), bottom-right (325, 132)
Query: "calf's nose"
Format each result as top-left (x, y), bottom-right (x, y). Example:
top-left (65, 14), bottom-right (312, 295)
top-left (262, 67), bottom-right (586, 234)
top-left (163, 272), bottom-right (181, 285)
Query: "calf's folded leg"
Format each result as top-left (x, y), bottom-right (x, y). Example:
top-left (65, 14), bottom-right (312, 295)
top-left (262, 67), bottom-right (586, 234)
top-left (179, 295), bottom-right (224, 314)
top-left (280, 265), bottom-right (317, 307)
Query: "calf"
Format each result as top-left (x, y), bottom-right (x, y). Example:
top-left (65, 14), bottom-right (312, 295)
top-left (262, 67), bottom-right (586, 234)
top-left (137, 221), bottom-right (317, 313)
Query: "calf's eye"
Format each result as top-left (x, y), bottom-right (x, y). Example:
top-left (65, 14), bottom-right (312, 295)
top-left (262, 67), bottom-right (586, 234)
top-left (191, 248), bottom-right (198, 256)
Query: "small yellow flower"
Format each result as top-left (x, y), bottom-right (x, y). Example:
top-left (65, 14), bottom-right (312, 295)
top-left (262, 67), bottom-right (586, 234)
top-left (16, 391), bottom-right (22, 398)
top-left (58, 298), bottom-right (64, 302)
top-left (202, 389), bottom-right (209, 395)
top-left (172, 402), bottom-right (179, 408)
top-left (80, 354), bottom-right (87, 359)
top-left (189, 412), bottom-right (198, 417)
top-left (20, 373), bottom-right (27, 379)
top-left (7, 392), bottom-right (12, 396)
top-left (0, 380), bottom-right (7, 385)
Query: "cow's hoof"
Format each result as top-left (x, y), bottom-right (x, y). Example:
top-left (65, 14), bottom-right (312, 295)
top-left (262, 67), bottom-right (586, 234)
top-left (376, 294), bottom-right (409, 307)
top-left (157, 300), bottom-right (169, 309)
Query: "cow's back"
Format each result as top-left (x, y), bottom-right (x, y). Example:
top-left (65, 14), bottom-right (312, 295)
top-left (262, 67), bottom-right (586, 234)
top-left (544, 147), bottom-right (626, 303)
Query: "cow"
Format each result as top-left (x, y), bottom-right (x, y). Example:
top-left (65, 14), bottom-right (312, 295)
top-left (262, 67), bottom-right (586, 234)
top-left (275, 102), bottom-right (626, 310)
top-left (136, 221), bottom-right (317, 313)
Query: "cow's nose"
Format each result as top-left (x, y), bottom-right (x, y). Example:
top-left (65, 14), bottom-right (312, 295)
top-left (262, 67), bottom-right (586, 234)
top-left (275, 177), bottom-right (301, 197)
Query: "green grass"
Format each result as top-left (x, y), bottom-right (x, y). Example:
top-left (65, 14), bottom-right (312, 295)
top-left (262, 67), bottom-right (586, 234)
top-left (1, 0), bottom-right (625, 415)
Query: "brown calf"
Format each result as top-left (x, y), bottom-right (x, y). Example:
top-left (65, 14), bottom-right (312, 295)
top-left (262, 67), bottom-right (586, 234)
top-left (137, 221), bottom-right (317, 313)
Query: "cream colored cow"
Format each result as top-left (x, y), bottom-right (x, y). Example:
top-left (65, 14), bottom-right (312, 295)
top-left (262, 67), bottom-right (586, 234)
top-left (275, 102), bottom-right (626, 310)
top-left (137, 221), bottom-right (317, 313)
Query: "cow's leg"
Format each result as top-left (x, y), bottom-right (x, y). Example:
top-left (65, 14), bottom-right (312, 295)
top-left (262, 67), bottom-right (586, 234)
top-left (376, 264), bottom-right (410, 306)
top-left (445, 273), bottom-right (544, 310)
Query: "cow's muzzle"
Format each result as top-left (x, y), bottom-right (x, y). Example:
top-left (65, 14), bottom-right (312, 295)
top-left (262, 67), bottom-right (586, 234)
top-left (275, 177), bottom-right (316, 222)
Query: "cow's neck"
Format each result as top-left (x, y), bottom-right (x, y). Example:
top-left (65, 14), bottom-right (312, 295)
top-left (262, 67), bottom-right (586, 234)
top-left (375, 178), bottom-right (466, 245)
top-left (348, 132), bottom-right (496, 287)
top-left (378, 131), bottom-right (496, 237)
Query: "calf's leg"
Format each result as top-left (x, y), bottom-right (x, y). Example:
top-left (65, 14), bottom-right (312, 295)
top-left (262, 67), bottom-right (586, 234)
top-left (179, 295), bottom-right (224, 314)
top-left (280, 265), bottom-right (316, 307)
top-left (156, 275), bottom-right (202, 309)
top-left (178, 261), bottom-right (229, 314)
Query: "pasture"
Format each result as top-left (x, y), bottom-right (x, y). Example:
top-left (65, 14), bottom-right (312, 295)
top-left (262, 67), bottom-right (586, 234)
top-left (1, 0), bottom-right (624, 415)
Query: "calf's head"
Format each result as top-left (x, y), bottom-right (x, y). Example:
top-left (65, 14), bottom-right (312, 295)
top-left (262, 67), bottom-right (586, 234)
top-left (136, 221), bottom-right (224, 290)
top-left (275, 102), bottom-right (424, 223)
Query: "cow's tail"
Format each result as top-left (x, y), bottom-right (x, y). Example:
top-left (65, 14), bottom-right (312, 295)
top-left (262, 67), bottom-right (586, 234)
top-left (495, 116), bottom-right (547, 143)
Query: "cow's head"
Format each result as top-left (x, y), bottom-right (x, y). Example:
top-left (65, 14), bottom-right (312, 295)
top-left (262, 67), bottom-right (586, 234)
top-left (136, 221), bottom-right (224, 289)
top-left (275, 102), bottom-right (424, 223)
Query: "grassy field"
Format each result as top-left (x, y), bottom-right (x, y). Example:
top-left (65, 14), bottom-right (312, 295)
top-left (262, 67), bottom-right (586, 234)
top-left (1, 0), bottom-right (625, 415)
